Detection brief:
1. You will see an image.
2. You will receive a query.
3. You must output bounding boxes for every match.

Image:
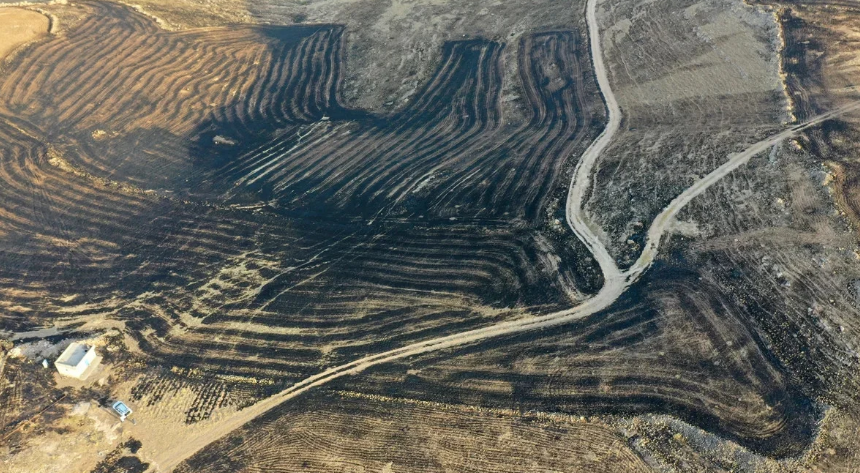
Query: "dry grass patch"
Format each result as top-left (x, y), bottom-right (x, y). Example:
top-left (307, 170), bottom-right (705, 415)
top-left (0, 8), bottom-right (49, 61)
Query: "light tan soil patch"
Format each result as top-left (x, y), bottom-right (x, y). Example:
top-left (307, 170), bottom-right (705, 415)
top-left (0, 8), bottom-right (49, 61)
top-left (174, 390), bottom-right (652, 473)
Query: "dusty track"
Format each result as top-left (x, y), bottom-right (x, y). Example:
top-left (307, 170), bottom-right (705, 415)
top-left (565, 0), bottom-right (622, 285)
top-left (165, 81), bottom-right (860, 473)
top-left (152, 0), bottom-right (860, 466)
top-left (0, 2), bottom-right (603, 384)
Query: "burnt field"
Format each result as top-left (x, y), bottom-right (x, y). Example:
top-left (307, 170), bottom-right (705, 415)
top-left (0, 0), bottom-right (605, 428)
top-left (5, 0), bottom-right (860, 471)
top-left (743, 1), bottom-right (860, 470)
top-left (175, 389), bottom-right (651, 473)
top-left (179, 257), bottom-right (821, 469)
top-left (340, 259), bottom-right (818, 458)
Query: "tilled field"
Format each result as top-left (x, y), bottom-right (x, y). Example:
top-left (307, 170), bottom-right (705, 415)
top-left (0, 0), bottom-right (604, 428)
top-left (175, 390), bottom-right (651, 473)
top-left (339, 257), bottom-right (818, 458)
top-left (4, 0), bottom-right (860, 471)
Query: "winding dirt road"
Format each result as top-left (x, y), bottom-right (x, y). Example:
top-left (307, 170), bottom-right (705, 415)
top-left (147, 0), bottom-right (860, 469)
top-left (566, 0), bottom-right (623, 286)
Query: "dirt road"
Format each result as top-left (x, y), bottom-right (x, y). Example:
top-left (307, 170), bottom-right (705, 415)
top-left (566, 0), bottom-right (623, 285)
top-left (628, 100), bottom-right (860, 284)
top-left (146, 0), bottom-right (860, 468)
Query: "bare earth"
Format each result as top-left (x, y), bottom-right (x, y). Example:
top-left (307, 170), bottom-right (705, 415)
top-left (4, 0), bottom-right (860, 471)
top-left (0, 8), bottom-right (49, 61)
top-left (144, 0), bottom-right (860, 465)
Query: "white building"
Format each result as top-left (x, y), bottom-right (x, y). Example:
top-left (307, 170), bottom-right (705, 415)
top-left (55, 342), bottom-right (99, 379)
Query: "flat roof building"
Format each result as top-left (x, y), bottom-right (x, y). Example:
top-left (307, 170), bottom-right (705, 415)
top-left (55, 342), bottom-right (99, 379)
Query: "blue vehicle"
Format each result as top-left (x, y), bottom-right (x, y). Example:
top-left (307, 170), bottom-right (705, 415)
top-left (111, 401), bottom-right (132, 422)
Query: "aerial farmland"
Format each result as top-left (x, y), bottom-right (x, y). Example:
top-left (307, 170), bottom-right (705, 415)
top-left (1, 0), bottom-right (860, 471)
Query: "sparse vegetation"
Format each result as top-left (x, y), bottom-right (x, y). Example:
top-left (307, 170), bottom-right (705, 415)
top-left (1, 0), bottom-right (860, 471)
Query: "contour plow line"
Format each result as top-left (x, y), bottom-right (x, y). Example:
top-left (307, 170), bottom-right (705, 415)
top-left (147, 0), bottom-right (860, 468)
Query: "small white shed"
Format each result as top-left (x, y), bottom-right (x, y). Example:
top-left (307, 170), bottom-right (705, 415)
top-left (55, 342), bottom-right (99, 379)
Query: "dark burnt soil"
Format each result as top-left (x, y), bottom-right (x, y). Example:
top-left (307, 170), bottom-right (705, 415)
top-left (0, 1), bottom-right (604, 424)
top-left (174, 389), bottom-right (652, 473)
top-left (770, 6), bottom-right (860, 232)
top-left (338, 254), bottom-right (818, 458)
top-left (0, 357), bottom-right (64, 452)
top-left (3, 1), bottom-right (844, 466)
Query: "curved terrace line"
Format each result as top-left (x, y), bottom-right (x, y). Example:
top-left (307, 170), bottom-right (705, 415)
top-left (148, 0), bottom-right (860, 468)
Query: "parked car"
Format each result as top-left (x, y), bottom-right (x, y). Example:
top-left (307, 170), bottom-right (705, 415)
top-left (111, 401), bottom-right (132, 422)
